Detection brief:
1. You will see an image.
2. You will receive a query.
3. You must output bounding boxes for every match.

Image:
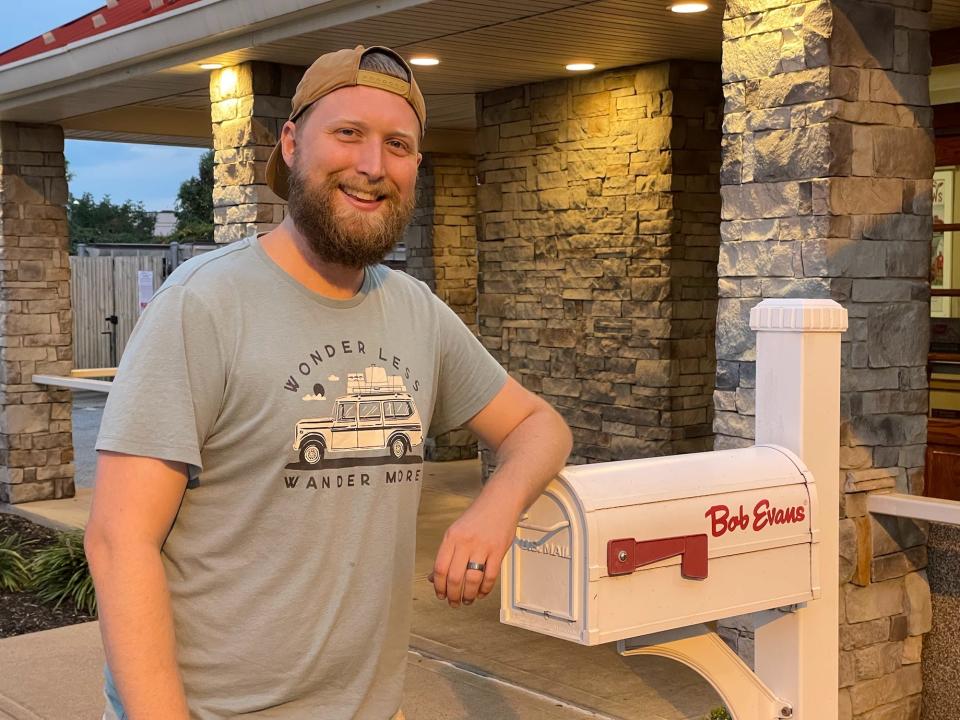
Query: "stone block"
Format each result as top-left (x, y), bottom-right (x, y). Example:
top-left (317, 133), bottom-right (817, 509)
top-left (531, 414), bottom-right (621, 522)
top-left (822, 178), bottom-right (904, 216)
top-left (746, 67), bottom-right (831, 109)
top-left (570, 91), bottom-right (611, 117)
top-left (0, 479), bottom-right (56, 504)
top-left (840, 444), bottom-right (872, 470)
top-left (889, 613), bottom-right (909, 642)
top-left (36, 462), bottom-right (74, 481)
top-left (0, 311), bottom-right (52, 336)
top-left (903, 570), bottom-right (931, 635)
top-left (722, 31), bottom-right (791, 84)
top-left (541, 377), bottom-right (581, 398)
top-left (847, 669), bottom-right (923, 716)
top-left (634, 359), bottom-right (678, 387)
top-left (845, 578), bottom-right (904, 623)
top-left (872, 515), bottom-right (928, 555)
top-left (866, 69), bottom-right (929, 107)
top-left (872, 546), bottom-right (927, 582)
top-left (3, 402), bottom-right (50, 434)
top-left (901, 635), bottom-right (921, 664)
top-left (851, 279), bottom-right (915, 303)
top-left (841, 647), bottom-right (858, 687)
top-left (801, 237), bottom-right (888, 278)
top-left (830, 0), bottom-right (895, 70)
top-left (713, 409), bottom-right (755, 440)
top-left (861, 389), bottom-right (927, 415)
top-left (252, 95), bottom-right (292, 120)
top-left (840, 517), bottom-right (859, 584)
top-left (844, 467), bottom-right (904, 492)
top-left (720, 181), bottom-right (800, 220)
top-left (718, 240), bottom-right (796, 277)
top-left (841, 618), bottom-right (891, 650)
top-left (854, 642), bottom-right (903, 681)
top-left (530, 96), bottom-right (567, 125)
top-left (715, 298), bottom-right (759, 361)
top-left (866, 302), bottom-right (929, 367)
top-left (14, 124), bottom-right (63, 152)
top-left (872, 128), bottom-right (933, 179)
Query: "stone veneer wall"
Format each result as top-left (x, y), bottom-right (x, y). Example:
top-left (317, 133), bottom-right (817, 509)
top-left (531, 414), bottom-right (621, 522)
top-left (210, 62), bottom-right (302, 244)
top-left (0, 123), bottom-right (75, 503)
top-left (717, 0), bottom-right (933, 717)
top-left (406, 153), bottom-right (481, 460)
top-left (475, 61), bottom-right (721, 464)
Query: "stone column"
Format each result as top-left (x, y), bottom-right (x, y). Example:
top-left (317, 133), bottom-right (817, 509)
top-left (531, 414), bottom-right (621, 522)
top-left (0, 122), bottom-right (74, 503)
top-left (210, 62), bottom-right (302, 244)
top-left (717, 0), bottom-right (932, 716)
top-left (406, 153), bottom-right (481, 460)
top-left (475, 61), bottom-right (722, 464)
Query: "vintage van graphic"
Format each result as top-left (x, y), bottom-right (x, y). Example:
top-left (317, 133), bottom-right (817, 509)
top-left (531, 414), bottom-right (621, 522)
top-left (292, 366), bottom-right (423, 466)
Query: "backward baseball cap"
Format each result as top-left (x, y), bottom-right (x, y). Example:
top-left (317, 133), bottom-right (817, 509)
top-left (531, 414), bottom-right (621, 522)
top-left (265, 45), bottom-right (427, 201)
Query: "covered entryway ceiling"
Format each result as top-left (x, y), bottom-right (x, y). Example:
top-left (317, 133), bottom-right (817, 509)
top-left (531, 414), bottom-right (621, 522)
top-left (2, 0), bottom-right (960, 147)
top-left (1, 0), bottom-right (724, 147)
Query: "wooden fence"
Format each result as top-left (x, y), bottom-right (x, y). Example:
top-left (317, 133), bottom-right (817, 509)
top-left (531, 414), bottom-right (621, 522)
top-left (70, 256), bottom-right (165, 369)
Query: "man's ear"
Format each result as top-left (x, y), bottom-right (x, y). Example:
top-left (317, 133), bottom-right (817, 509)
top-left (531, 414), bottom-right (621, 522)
top-left (416, 152), bottom-right (423, 168)
top-left (280, 120), bottom-right (298, 168)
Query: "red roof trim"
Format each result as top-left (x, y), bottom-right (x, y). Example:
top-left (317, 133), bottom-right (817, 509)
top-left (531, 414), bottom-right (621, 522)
top-left (0, 0), bottom-right (209, 69)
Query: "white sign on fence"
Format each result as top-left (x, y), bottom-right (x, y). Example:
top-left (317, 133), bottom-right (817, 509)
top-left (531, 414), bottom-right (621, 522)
top-left (138, 270), bottom-right (154, 313)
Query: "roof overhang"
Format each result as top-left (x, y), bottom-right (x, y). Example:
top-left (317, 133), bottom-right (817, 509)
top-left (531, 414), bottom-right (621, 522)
top-left (0, 0), bottom-right (428, 120)
top-left (7, 0), bottom-right (958, 148)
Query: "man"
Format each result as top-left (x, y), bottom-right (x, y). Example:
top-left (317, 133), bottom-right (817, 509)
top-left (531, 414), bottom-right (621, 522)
top-left (85, 45), bottom-right (572, 720)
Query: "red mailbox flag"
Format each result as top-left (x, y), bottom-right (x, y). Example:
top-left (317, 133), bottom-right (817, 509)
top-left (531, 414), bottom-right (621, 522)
top-left (607, 534), bottom-right (709, 580)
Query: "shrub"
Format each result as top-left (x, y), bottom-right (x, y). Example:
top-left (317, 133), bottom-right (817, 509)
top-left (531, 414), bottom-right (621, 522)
top-left (707, 708), bottom-right (732, 720)
top-left (29, 530), bottom-right (97, 615)
top-left (0, 533), bottom-right (32, 592)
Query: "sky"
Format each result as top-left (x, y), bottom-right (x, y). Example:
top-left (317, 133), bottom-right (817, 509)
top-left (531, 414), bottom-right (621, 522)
top-left (3, 1), bottom-right (208, 211)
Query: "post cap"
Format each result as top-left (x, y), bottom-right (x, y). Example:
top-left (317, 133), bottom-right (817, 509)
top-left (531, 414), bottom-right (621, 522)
top-left (749, 299), bottom-right (848, 333)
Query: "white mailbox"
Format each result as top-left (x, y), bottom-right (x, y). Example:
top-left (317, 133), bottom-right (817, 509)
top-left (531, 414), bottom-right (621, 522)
top-left (501, 444), bottom-right (819, 646)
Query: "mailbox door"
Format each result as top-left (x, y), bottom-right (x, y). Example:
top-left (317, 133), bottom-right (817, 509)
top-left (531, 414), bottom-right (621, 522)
top-left (511, 489), bottom-right (579, 620)
top-left (502, 481), bottom-right (585, 642)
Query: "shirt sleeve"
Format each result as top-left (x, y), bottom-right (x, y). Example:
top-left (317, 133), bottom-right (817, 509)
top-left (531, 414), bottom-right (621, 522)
top-left (428, 297), bottom-right (508, 437)
top-left (95, 283), bottom-right (226, 487)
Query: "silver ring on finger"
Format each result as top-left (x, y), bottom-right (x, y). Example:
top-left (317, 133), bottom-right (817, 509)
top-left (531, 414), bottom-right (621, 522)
top-left (466, 561), bottom-right (486, 573)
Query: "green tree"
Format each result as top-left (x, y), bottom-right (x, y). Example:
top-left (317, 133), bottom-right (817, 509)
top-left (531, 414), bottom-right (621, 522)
top-left (171, 149), bottom-right (214, 243)
top-left (67, 192), bottom-right (157, 252)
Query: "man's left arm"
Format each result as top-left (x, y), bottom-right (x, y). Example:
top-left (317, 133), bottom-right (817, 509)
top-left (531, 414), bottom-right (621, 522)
top-left (431, 376), bottom-right (572, 607)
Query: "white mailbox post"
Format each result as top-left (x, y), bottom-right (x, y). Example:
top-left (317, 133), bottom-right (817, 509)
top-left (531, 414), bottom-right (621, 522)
top-left (501, 299), bottom-right (847, 720)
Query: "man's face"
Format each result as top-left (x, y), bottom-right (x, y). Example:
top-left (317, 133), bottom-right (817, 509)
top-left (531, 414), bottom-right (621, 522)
top-left (282, 85), bottom-right (421, 268)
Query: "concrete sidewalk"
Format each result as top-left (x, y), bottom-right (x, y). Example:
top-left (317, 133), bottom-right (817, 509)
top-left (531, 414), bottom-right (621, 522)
top-left (1, 459), bottom-right (719, 720)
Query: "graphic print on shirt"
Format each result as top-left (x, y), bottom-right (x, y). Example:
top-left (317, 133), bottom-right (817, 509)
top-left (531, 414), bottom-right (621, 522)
top-left (286, 365), bottom-right (424, 470)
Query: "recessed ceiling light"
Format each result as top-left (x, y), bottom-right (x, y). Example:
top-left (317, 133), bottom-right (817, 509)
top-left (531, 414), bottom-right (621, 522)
top-left (199, 63), bottom-right (224, 70)
top-left (670, 2), bottom-right (709, 12)
top-left (410, 57), bottom-right (440, 66)
top-left (566, 63), bottom-right (596, 72)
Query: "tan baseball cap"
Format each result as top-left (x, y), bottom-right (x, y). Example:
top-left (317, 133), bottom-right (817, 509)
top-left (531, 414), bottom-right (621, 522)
top-left (265, 45), bottom-right (426, 201)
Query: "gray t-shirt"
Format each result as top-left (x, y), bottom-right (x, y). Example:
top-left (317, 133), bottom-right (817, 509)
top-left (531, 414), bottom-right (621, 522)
top-left (95, 236), bottom-right (507, 719)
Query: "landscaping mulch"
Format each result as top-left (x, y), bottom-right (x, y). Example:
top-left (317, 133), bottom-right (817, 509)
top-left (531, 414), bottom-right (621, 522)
top-left (0, 512), bottom-right (97, 638)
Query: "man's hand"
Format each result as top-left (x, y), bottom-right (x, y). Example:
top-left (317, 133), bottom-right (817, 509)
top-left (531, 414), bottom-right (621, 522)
top-left (430, 377), bottom-right (572, 607)
top-left (429, 489), bottom-right (520, 606)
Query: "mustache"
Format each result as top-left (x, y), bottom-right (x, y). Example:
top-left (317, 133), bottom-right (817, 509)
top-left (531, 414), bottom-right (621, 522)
top-left (332, 177), bottom-right (399, 201)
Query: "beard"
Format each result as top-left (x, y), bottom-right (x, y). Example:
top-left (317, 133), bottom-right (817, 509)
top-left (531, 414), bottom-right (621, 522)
top-left (285, 159), bottom-right (415, 269)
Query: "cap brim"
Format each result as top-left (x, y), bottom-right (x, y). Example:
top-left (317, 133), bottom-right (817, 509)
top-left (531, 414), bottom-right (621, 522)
top-left (266, 141), bottom-right (290, 201)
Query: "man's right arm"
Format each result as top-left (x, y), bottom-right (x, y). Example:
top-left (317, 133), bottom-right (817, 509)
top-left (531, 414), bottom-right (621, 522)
top-left (84, 450), bottom-right (191, 720)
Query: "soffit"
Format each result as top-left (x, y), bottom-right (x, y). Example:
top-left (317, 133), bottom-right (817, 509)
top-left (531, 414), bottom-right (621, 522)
top-left (934, 0), bottom-right (960, 31)
top-left (37, 0), bottom-right (723, 145)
